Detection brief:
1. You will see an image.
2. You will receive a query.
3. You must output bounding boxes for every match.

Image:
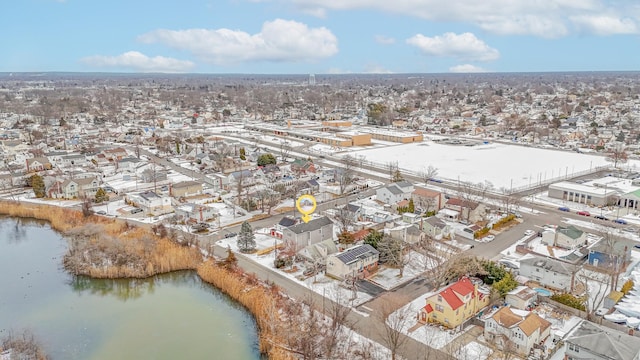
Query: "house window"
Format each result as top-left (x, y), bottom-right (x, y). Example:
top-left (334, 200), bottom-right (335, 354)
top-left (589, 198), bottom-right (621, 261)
top-left (437, 295), bottom-right (442, 302)
top-left (435, 304), bottom-right (444, 312)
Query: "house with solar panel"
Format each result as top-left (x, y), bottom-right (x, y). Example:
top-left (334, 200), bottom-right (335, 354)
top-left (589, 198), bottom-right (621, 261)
top-left (325, 244), bottom-right (379, 280)
top-left (418, 276), bottom-right (491, 329)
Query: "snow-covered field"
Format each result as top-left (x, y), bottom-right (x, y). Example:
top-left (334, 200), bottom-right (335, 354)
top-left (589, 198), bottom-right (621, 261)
top-left (347, 140), bottom-right (639, 189)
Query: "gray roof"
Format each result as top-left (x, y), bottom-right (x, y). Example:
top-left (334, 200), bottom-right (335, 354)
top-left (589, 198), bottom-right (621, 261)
top-left (557, 225), bottom-right (584, 240)
top-left (286, 216), bottom-right (333, 234)
top-left (395, 180), bottom-right (414, 189)
top-left (567, 321), bottom-right (640, 360)
top-left (385, 184), bottom-right (403, 195)
top-left (335, 244), bottom-right (379, 265)
top-left (424, 216), bottom-right (447, 229)
top-left (520, 256), bottom-right (571, 275)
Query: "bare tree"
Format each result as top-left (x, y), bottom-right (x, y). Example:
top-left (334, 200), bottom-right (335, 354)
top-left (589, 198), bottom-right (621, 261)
top-left (377, 298), bottom-right (412, 360)
top-left (419, 165), bottom-right (439, 184)
top-left (279, 140), bottom-right (292, 161)
top-left (386, 161), bottom-right (399, 182)
top-left (378, 234), bottom-right (409, 277)
top-left (579, 268), bottom-right (611, 318)
top-left (606, 144), bottom-right (628, 168)
top-left (338, 155), bottom-right (357, 195)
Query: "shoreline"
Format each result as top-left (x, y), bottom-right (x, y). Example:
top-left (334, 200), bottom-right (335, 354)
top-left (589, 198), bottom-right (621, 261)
top-left (0, 200), bottom-right (290, 360)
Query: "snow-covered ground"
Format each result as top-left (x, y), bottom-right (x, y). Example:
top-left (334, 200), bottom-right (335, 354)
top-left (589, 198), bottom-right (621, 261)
top-left (347, 140), bottom-right (640, 189)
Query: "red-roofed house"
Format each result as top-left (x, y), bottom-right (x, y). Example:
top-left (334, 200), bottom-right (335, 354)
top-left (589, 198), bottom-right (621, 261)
top-left (418, 277), bottom-right (490, 329)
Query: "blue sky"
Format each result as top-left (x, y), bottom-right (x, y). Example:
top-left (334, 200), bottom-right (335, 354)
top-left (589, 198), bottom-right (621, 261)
top-left (2, 0), bottom-right (639, 73)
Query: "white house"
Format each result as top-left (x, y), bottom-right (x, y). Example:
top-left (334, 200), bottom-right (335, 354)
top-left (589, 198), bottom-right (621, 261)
top-left (375, 181), bottom-right (414, 205)
top-left (484, 306), bottom-right (551, 357)
top-left (541, 225), bottom-right (587, 250)
top-left (125, 191), bottom-right (172, 214)
top-left (519, 255), bottom-right (574, 291)
top-left (565, 320), bottom-right (640, 360)
top-left (326, 244), bottom-right (379, 280)
top-left (505, 286), bottom-right (538, 310)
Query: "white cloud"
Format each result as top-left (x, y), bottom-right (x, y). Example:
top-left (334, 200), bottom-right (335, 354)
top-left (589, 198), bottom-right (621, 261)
top-left (449, 64), bottom-right (487, 73)
top-left (570, 15), bottom-right (638, 35)
top-left (289, 0), bottom-right (639, 37)
top-left (138, 19), bottom-right (338, 64)
top-left (374, 35), bottom-right (396, 45)
top-left (80, 51), bottom-right (194, 73)
top-left (406, 32), bottom-right (499, 61)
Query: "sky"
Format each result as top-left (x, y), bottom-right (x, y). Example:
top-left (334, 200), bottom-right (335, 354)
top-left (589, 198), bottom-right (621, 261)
top-left (2, 0), bottom-right (640, 74)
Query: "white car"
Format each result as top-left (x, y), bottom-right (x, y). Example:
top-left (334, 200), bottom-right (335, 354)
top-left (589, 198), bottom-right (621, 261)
top-left (595, 308), bottom-right (608, 316)
top-left (483, 235), bottom-right (495, 242)
top-left (524, 230), bottom-right (536, 236)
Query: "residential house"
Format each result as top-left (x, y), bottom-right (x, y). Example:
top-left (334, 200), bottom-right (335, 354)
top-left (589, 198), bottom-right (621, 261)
top-left (541, 225), bottom-right (587, 250)
top-left (47, 177), bottom-right (100, 199)
top-left (281, 216), bottom-right (334, 251)
top-left (299, 238), bottom-right (339, 265)
top-left (170, 181), bottom-right (203, 198)
top-left (505, 286), bottom-right (538, 310)
top-left (418, 276), bottom-right (491, 329)
top-left (227, 169), bottom-right (256, 190)
top-left (588, 237), bottom-right (633, 269)
top-left (140, 168), bottom-right (168, 183)
top-left (125, 191), bottom-right (172, 214)
top-left (519, 255), bottom-right (575, 291)
top-left (60, 154), bottom-right (89, 167)
top-left (376, 181), bottom-right (414, 206)
top-left (175, 203), bottom-right (217, 224)
top-left (444, 198), bottom-right (486, 223)
top-left (484, 306), bottom-right (551, 357)
top-left (102, 147), bottom-right (128, 162)
top-left (421, 216), bottom-right (451, 239)
top-left (386, 223), bottom-right (423, 245)
top-left (117, 157), bottom-right (141, 173)
top-left (412, 187), bottom-right (444, 213)
top-left (326, 244), bottom-right (379, 280)
top-left (290, 159), bottom-right (316, 175)
top-left (25, 157), bottom-right (52, 172)
top-left (565, 320), bottom-right (640, 360)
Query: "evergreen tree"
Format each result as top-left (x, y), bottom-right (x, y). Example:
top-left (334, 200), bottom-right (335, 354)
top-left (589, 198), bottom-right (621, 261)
top-left (392, 169), bottom-right (404, 182)
top-left (237, 221), bottom-right (256, 253)
top-left (94, 187), bottom-right (110, 203)
top-left (257, 153), bottom-right (277, 166)
top-left (407, 198), bottom-right (415, 213)
top-left (363, 229), bottom-right (383, 249)
top-left (239, 147), bottom-right (246, 160)
top-left (29, 174), bottom-right (45, 198)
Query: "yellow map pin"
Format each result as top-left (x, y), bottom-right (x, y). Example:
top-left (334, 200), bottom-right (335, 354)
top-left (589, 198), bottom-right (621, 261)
top-left (296, 194), bottom-right (317, 223)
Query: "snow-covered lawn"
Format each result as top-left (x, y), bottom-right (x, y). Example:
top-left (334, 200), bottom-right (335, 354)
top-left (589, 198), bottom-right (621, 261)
top-left (348, 140), bottom-right (639, 189)
top-left (455, 341), bottom-right (493, 360)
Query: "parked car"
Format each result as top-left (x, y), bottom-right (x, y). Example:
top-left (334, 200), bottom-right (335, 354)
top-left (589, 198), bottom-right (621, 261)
top-left (96, 210), bottom-right (107, 215)
top-left (558, 206), bottom-right (570, 212)
top-left (483, 235), bottom-right (495, 242)
top-left (130, 208), bottom-right (143, 214)
top-left (613, 219), bottom-right (628, 225)
top-left (594, 215), bottom-right (609, 220)
top-left (524, 230), bottom-right (535, 236)
top-left (577, 211), bottom-right (591, 216)
top-left (224, 232), bottom-right (237, 238)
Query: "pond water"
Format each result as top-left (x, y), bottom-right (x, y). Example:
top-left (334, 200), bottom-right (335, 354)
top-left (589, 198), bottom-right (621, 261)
top-left (0, 216), bottom-right (260, 359)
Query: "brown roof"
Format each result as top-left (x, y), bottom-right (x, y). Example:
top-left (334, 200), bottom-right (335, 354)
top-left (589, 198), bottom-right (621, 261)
top-left (492, 307), bottom-right (523, 328)
top-left (492, 307), bottom-right (551, 337)
top-left (446, 197), bottom-right (479, 210)
top-left (519, 313), bottom-right (551, 336)
top-left (413, 187), bottom-right (441, 198)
